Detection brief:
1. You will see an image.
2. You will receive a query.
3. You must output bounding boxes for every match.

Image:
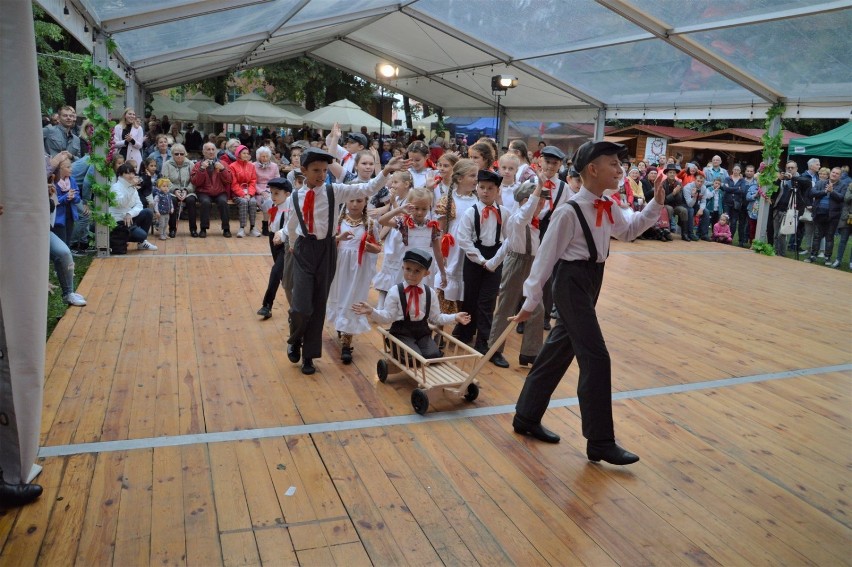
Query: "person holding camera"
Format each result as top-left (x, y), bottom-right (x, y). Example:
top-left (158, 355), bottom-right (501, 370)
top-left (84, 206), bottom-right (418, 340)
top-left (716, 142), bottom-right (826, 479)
top-left (191, 142), bottom-right (234, 238)
top-left (772, 161), bottom-right (811, 256)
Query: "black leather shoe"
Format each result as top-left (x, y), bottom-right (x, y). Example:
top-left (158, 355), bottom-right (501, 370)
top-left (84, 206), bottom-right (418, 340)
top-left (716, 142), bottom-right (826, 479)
top-left (199, 229), bottom-right (207, 238)
top-left (512, 420), bottom-right (560, 443)
top-left (190, 230), bottom-right (199, 238)
top-left (223, 229), bottom-right (232, 238)
top-left (587, 442), bottom-right (640, 465)
top-left (341, 346), bottom-right (352, 364)
top-left (490, 352), bottom-right (509, 368)
top-left (543, 320), bottom-right (551, 331)
top-left (257, 305), bottom-right (272, 319)
top-left (474, 343), bottom-right (488, 356)
top-left (0, 479), bottom-right (43, 507)
top-left (301, 359), bottom-right (316, 375)
top-left (168, 230), bottom-right (176, 238)
top-left (287, 343), bottom-right (301, 363)
top-left (515, 322), bottom-right (525, 334)
top-left (518, 354), bottom-right (536, 366)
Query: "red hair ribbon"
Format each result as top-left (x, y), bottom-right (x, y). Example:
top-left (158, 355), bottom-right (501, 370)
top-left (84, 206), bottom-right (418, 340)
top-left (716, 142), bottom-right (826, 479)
top-left (440, 233), bottom-right (455, 258)
top-left (358, 231), bottom-right (377, 265)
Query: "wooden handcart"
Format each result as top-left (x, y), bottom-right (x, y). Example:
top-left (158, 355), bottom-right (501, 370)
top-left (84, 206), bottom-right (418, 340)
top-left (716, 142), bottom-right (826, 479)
top-left (375, 322), bottom-right (516, 415)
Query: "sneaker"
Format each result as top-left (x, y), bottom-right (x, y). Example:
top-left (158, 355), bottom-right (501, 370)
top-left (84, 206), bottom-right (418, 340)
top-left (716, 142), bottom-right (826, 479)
top-left (824, 259), bottom-right (833, 267)
top-left (168, 230), bottom-right (176, 238)
top-left (159, 234), bottom-right (169, 241)
top-left (256, 305), bottom-right (272, 319)
top-left (817, 252), bottom-right (825, 259)
top-left (250, 227), bottom-right (262, 237)
top-left (830, 259), bottom-right (840, 268)
top-left (70, 248), bottom-right (87, 257)
top-left (137, 240), bottom-right (158, 251)
top-left (803, 256), bottom-right (813, 263)
top-left (236, 228), bottom-right (245, 238)
top-left (63, 292), bottom-right (87, 306)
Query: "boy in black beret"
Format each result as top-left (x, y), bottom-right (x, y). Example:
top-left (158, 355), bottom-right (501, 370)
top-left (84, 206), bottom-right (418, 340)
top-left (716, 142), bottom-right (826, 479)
top-left (353, 248), bottom-right (470, 359)
top-left (453, 169), bottom-right (506, 354)
top-left (512, 141), bottom-right (665, 465)
top-left (257, 177), bottom-right (293, 319)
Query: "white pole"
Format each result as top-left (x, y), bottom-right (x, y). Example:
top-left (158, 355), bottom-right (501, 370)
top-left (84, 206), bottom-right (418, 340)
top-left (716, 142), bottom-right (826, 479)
top-left (756, 114), bottom-right (782, 242)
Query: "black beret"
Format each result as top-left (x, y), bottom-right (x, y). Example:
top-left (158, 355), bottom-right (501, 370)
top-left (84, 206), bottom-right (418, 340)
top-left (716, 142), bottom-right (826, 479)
top-left (402, 248), bottom-right (432, 269)
top-left (571, 141), bottom-right (629, 172)
top-left (301, 148), bottom-right (335, 167)
top-left (477, 169), bottom-right (502, 185)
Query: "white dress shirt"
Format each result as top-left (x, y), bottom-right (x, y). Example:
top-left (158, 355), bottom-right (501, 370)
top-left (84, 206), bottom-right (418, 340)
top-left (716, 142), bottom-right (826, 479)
top-left (326, 138), bottom-right (357, 179)
top-left (485, 195), bottom-right (541, 271)
top-left (286, 174), bottom-right (386, 242)
top-left (537, 175), bottom-right (574, 220)
top-left (521, 187), bottom-right (661, 313)
top-left (370, 283), bottom-right (456, 326)
top-left (500, 182), bottom-right (520, 216)
top-left (457, 200), bottom-right (505, 265)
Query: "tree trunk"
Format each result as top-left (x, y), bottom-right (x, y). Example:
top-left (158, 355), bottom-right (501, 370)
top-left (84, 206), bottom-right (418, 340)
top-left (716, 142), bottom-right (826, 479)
top-left (403, 95), bottom-right (412, 129)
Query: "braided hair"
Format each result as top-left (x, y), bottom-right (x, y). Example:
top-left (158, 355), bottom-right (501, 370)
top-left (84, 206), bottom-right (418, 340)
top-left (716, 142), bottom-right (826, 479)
top-left (336, 197), bottom-right (375, 241)
top-left (438, 158), bottom-right (477, 223)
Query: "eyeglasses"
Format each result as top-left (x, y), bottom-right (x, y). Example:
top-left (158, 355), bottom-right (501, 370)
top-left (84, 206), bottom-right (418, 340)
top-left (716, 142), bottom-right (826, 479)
top-left (173, 152), bottom-right (185, 155)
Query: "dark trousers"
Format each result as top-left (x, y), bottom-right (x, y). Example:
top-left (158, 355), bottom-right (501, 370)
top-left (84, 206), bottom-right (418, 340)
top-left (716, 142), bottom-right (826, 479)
top-left (455, 258), bottom-right (501, 348)
top-left (129, 209), bottom-right (153, 241)
top-left (288, 235), bottom-right (336, 360)
top-left (515, 259), bottom-right (614, 442)
top-left (542, 274), bottom-right (555, 321)
top-left (698, 211), bottom-right (711, 238)
top-left (390, 319), bottom-right (441, 360)
top-left (262, 244), bottom-right (288, 308)
top-left (811, 213), bottom-right (839, 260)
top-left (198, 193), bottom-right (229, 231)
top-left (169, 194), bottom-right (198, 232)
top-left (724, 204), bottom-right (748, 245)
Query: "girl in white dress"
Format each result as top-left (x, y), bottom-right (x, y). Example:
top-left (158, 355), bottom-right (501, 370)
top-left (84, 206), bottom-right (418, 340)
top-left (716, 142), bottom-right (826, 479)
top-left (326, 195), bottom-right (381, 364)
top-left (435, 159), bottom-right (479, 311)
top-left (378, 187), bottom-right (446, 289)
top-left (425, 152), bottom-right (459, 214)
top-left (371, 170), bottom-right (413, 308)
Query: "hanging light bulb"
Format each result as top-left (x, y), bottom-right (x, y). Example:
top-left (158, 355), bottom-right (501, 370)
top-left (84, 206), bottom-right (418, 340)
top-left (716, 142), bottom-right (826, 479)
top-left (63, 3), bottom-right (69, 15)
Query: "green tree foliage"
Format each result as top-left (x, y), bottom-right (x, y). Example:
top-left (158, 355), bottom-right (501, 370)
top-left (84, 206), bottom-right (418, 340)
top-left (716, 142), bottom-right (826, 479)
top-left (261, 57), bottom-right (376, 110)
top-left (34, 5), bottom-right (89, 114)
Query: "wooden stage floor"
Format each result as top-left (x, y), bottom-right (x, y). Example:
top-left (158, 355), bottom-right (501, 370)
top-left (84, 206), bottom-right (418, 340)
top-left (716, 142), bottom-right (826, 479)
top-left (2, 234), bottom-right (850, 566)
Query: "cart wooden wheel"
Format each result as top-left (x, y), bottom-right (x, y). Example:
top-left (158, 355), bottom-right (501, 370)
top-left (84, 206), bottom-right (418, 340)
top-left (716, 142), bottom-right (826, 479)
top-left (376, 359), bottom-right (389, 383)
top-left (411, 389), bottom-right (429, 415)
top-left (463, 383), bottom-right (479, 402)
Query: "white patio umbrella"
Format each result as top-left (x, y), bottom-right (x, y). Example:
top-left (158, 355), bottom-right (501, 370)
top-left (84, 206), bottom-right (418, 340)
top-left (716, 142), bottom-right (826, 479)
top-left (301, 98), bottom-right (392, 132)
top-left (201, 92), bottom-right (302, 126)
top-left (274, 99), bottom-right (308, 117)
top-left (149, 94), bottom-right (199, 121)
top-left (413, 113), bottom-right (440, 131)
top-left (185, 92), bottom-right (223, 114)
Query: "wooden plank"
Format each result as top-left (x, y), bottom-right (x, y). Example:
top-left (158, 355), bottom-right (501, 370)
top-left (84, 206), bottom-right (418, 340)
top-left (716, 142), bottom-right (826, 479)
top-left (182, 444), bottom-right (223, 566)
top-left (113, 449), bottom-right (153, 566)
top-left (75, 452), bottom-right (125, 566)
top-left (208, 443), bottom-right (260, 565)
top-left (150, 445), bottom-right (187, 567)
top-left (327, 541), bottom-right (373, 567)
top-left (153, 258), bottom-right (181, 438)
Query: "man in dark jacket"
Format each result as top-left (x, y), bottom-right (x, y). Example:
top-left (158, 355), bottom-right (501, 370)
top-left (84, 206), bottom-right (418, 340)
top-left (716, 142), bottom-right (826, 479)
top-left (771, 160), bottom-right (811, 256)
top-left (806, 167), bottom-right (848, 264)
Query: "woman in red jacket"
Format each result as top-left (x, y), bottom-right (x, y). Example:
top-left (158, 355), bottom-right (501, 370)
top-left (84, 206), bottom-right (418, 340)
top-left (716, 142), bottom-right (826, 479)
top-left (230, 144), bottom-right (259, 237)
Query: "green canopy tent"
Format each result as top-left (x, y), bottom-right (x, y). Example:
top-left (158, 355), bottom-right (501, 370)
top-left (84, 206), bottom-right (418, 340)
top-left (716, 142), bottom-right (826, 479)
top-left (788, 122), bottom-right (852, 158)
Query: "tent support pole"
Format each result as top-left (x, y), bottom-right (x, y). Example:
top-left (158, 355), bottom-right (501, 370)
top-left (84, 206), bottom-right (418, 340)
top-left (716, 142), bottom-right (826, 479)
top-left (93, 31), bottom-right (112, 258)
top-left (755, 114), bottom-right (781, 242)
top-left (594, 108), bottom-right (606, 141)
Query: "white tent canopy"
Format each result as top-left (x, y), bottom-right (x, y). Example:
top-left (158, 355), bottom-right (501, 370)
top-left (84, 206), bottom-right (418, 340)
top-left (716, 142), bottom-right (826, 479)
top-left (301, 98), bottom-right (392, 131)
top-left (201, 92), bottom-right (304, 125)
top-left (274, 99), bottom-right (309, 117)
top-left (149, 94), bottom-right (199, 121)
top-left (185, 92), bottom-right (223, 114)
top-left (39, 1), bottom-right (852, 120)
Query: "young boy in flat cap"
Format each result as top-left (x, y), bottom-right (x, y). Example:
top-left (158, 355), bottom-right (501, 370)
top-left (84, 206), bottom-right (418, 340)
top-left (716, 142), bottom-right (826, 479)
top-left (353, 249), bottom-right (470, 359)
top-left (512, 140), bottom-right (665, 466)
top-left (286, 148), bottom-right (409, 375)
top-left (257, 177), bottom-right (293, 319)
top-left (484, 180), bottom-right (547, 368)
top-left (326, 122), bottom-right (368, 181)
top-left (454, 169), bottom-right (507, 354)
top-left (536, 145), bottom-right (575, 330)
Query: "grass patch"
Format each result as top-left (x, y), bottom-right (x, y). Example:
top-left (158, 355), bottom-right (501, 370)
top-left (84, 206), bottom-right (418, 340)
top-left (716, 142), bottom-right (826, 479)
top-left (47, 253), bottom-right (95, 338)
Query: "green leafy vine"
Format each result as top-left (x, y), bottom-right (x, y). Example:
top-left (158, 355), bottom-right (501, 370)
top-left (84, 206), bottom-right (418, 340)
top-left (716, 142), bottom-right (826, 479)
top-left (750, 239), bottom-right (776, 256)
top-left (80, 55), bottom-right (125, 230)
top-left (757, 102), bottom-right (786, 198)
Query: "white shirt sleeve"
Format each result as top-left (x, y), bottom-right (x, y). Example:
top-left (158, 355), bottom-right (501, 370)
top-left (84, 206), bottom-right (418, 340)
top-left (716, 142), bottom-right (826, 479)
top-left (521, 205), bottom-right (578, 312)
top-left (370, 285), bottom-right (404, 325)
top-left (456, 206), bottom-right (486, 265)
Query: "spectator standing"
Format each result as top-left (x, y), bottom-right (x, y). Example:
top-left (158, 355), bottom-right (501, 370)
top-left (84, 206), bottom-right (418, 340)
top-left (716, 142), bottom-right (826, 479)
top-left (832, 179), bottom-right (852, 269)
top-left (721, 165), bottom-right (748, 246)
top-left (146, 134), bottom-right (172, 175)
top-left (43, 105), bottom-right (80, 159)
top-left (184, 123), bottom-right (203, 157)
top-left (806, 167), bottom-right (847, 265)
top-left (112, 108), bottom-right (144, 170)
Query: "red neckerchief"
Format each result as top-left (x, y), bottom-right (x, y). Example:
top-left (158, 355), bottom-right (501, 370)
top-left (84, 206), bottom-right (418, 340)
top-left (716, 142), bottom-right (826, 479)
top-left (482, 205), bottom-right (501, 224)
top-left (543, 179), bottom-right (556, 209)
top-left (342, 153), bottom-right (353, 163)
top-left (405, 285), bottom-right (423, 318)
top-left (302, 188), bottom-right (316, 233)
top-left (594, 198), bottom-right (614, 227)
top-left (268, 205), bottom-right (279, 224)
top-left (403, 215), bottom-right (416, 228)
top-left (531, 217), bottom-right (540, 230)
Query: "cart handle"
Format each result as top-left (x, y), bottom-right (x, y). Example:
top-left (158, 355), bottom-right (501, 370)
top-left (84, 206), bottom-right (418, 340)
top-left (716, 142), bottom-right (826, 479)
top-left (463, 320), bottom-right (519, 381)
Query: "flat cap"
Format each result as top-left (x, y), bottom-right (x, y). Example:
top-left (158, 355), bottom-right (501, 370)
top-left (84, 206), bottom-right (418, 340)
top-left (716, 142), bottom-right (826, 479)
top-left (402, 248), bottom-right (432, 269)
top-left (571, 141), bottom-right (628, 172)
top-left (300, 148), bottom-right (335, 168)
top-left (477, 169), bottom-right (502, 185)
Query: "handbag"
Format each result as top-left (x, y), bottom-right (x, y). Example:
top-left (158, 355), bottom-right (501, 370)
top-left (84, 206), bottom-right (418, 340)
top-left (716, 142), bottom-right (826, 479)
top-left (799, 209), bottom-right (813, 222)
top-left (778, 192), bottom-right (797, 236)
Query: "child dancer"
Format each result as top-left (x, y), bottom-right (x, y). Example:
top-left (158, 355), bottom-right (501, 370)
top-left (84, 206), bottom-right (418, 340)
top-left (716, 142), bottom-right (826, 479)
top-left (406, 141), bottom-right (433, 189)
top-left (497, 153), bottom-right (521, 215)
top-left (713, 213), bottom-right (733, 244)
top-left (257, 177), bottom-right (293, 319)
top-left (454, 169), bottom-right (506, 353)
top-left (436, 159), bottom-right (479, 312)
top-left (285, 148), bottom-right (408, 375)
top-left (378, 187), bottom-right (446, 288)
top-left (371, 170), bottom-right (414, 309)
top-left (352, 249), bottom-right (470, 359)
top-left (326, 196), bottom-right (382, 363)
top-left (485, 180), bottom-right (547, 368)
top-left (426, 152), bottom-right (458, 211)
top-left (468, 141), bottom-right (495, 172)
top-left (153, 178), bottom-right (174, 241)
top-left (512, 141), bottom-right (665, 465)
